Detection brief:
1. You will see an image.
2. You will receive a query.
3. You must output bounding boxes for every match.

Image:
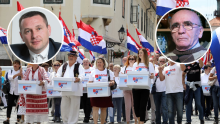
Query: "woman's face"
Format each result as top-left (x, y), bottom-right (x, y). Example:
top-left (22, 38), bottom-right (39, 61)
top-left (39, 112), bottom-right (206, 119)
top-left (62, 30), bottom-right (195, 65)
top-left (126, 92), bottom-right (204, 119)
top-left (138, 50), bottom-right (144, 60)
top-left (113, 66), bottom-right (120, 74)
top-left (96, 59), bottom-right (105, 70)
top-left (128, 57), bottom-right (135, 65)
top-left (53, 63), bottom-right (60, 71)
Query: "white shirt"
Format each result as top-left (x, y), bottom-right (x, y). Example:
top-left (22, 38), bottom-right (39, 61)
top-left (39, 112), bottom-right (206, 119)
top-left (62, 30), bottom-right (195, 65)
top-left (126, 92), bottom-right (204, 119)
top-left (155, 66), bottom-right (166, 92)
top-left (49, 72), bottom-right (57, 86)
top-left (201, 73), bottom-right (210, 86)
top-left (8, 69), bottom-right (25, 95)
top-left (29, 43), bottom-right (49, 63)
top-left (162, 63), bottom-right (183, 94)
top-left (89, 68), bottom-right (114, 83)
top-left (210, 67), bottom-right (218, 86)
top-left (121, 66), bottom-right (133, 74)
top-left (132, 62), bottom-right (155, 74)
top-left (56, 61), bottom-right (85, 96)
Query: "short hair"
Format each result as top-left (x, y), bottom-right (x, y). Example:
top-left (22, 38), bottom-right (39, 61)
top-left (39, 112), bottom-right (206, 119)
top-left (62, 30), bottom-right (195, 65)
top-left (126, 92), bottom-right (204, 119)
top-left (41, 63), bottom-right (49, 67)
top-left (83, 58), bottom-right (90, 62)
top-left (113, 64), bottom-right (121, 72)
top-left (13, 60), bottom-right (20, 65)
top-left (19, 11), bottom-right (48, 31)
top-left (94, 57), bottom-right (108, 69)
top-left (159, 56), bottom-right (166, 61)
top-left (204, 65), bottom-right (211, 70)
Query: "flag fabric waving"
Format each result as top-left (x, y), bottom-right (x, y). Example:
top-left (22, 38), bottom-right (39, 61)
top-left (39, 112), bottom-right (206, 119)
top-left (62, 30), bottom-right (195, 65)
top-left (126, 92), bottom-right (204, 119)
top-left (77, 47), bottom-right (86, 64)
top-left (156, 0), bottom-right (189, 16)
top-left (77, 20), bottom-right (107, 54)
top-left (127, 29), bottom-right (142, 53)
top-left (136, 29), bottom-right (154, 53)
top-left (89, 50), bottom-right (95, 62)
top-left (127, 50), bottom-right (130, 56)
top-left (201, 49), bottom-right (213, 65)
top-left (0, 27), bottom-right (7, 44)
top-left (210, 27), bottom-right (220, 85)
top-left (17, 1), bottom-right (24, 12)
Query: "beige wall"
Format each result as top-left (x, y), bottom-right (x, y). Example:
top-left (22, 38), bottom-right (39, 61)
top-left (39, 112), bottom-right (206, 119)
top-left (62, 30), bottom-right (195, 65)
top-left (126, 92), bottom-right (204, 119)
top-left (0, 0), bottom-right (157, 66)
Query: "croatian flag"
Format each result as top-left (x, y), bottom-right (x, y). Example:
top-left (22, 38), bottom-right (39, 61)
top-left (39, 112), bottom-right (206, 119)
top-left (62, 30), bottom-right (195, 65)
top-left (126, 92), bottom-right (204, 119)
top-left (0, 27), bottom-right (7, 44)
top-left (77, 47), bottom-right (86, 64)
top-left (127, 30), bottom-right (142, 53)
top-left (156, 0), bottom-right (189, 16)
top-left (201, 49), bottom-right (213, 65)
top-left (17, 1), bottom-right (24, 11)
top-left (89, 50), bottom-right (95, 62)
top-left (59, 12), bottom-right (80, 52)
top-left (210, 27), bottom-right (220, 85)
top-left (136, 29), bottom-right (154, 53)
top-left (77, 20), bottom-right (107, 54)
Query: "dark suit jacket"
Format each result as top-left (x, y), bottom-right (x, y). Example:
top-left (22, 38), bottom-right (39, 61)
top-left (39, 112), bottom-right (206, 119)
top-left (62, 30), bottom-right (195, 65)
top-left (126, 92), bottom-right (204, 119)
top-left (10, 38), bottom-right (61, 62)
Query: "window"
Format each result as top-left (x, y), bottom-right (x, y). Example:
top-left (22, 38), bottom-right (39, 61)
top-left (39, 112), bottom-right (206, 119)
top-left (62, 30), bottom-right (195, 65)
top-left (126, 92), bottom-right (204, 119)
top-left (144, 12), bottom-right (146, 33)
top-left (122, 0), bottom-right (125, 18)
top-left (0, 0), bottom-right (10, 4)
top-left (130, 5), bottom-right (138, 23)
top-left (141, 9), bottom-right (143, 31)
top-left (43, 0), bottom-right (63, 4)
top-left (93, 0), bottom-right (110, 5)
top-left (137, 5), bottom-right (140, 29)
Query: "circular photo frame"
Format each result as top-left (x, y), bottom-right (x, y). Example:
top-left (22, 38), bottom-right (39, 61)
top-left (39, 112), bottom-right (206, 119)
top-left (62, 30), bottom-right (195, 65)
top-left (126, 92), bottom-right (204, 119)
top-left (7, 7), bottom-right (64, 64)
top-left (155, 7), bottom-right (212, 64)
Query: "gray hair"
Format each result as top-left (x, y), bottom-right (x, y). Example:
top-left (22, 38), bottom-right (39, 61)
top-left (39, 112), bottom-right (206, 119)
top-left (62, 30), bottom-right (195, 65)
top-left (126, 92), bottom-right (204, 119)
top-left (83, 58), bottom-right (90, 62)
top-left (159, 56), bottom-right (166, 61)
top-left (113, 64), bottom-right (121, 71)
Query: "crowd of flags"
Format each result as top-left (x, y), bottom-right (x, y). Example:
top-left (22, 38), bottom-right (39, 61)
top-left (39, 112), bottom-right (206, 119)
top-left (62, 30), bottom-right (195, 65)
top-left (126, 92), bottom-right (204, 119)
top-left (0, 1), bottom-right (219, 84)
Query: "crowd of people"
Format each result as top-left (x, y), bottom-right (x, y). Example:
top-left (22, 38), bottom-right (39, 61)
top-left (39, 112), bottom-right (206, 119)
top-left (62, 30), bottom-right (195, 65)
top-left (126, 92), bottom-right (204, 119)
top-left (0, 48), bottom-right (218, 124)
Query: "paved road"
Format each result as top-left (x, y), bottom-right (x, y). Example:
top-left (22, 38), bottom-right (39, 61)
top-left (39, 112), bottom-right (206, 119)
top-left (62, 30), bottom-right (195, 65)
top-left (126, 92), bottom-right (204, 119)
top-left (0, 107), bottom-right (216, 124)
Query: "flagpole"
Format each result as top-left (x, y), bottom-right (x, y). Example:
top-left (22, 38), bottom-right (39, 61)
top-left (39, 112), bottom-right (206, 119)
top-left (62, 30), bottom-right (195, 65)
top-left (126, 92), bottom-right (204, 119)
top-left (3, 44), bottom-right (13, 64)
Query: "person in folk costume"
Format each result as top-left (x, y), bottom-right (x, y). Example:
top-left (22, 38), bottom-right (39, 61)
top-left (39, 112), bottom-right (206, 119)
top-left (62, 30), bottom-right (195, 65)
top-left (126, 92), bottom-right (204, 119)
top-left (18, 64), bottom-right (50, 124)
top-left (56, 50), bottom-right (85, 124)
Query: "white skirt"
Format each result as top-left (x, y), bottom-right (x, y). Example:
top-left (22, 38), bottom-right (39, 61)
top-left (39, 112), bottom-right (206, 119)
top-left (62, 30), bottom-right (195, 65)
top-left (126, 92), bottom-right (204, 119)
top-left (25, 115), bottom-right (48, 123)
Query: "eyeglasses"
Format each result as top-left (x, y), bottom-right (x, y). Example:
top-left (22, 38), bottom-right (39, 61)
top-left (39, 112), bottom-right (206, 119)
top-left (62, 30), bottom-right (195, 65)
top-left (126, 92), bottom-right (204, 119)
top-left (129, 58), bottom-right (135, 61)
top-left (170, 21), bottom-right (201, 33)
top-left (54, 65), bottom-right (60, 67)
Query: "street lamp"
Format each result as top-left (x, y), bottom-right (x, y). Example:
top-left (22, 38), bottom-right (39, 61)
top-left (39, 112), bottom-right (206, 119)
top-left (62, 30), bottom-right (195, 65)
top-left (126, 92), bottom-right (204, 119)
top-left (118, 25), bottom-right (126, 44)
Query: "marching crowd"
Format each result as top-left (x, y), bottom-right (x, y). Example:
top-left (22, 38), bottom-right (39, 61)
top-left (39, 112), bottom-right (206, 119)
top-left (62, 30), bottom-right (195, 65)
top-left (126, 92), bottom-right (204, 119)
top-left (0, 48), bottom-right (218, 124)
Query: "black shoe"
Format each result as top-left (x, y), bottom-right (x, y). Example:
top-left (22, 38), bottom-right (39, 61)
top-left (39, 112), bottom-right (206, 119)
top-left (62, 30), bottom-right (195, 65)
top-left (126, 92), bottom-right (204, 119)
top-left (151, 122), bottom-right (156, 124)
top-left (3, 106), bottom-right (7, 109)
top-left (200, 120), bottom-right (204, 124)
top-left (214, 117), bottom-right (218, 124)
top-left (205, 116), bottom-right (210, 120)
top-left (185, 122), bottom-right (191, 124)
top-left (122, 118), bottom-right (126, 122)
top-left (196, 111), bottom-right (198, 115)
top-left (83, 118), bottom-right (89, 123)
top-left (55, 117), bottom-right (61, 123)
top-left (3, 120), bottom-right (9, 124)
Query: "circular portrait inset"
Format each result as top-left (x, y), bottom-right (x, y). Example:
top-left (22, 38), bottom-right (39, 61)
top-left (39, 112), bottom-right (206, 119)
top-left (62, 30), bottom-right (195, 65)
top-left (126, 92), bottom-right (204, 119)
top-left (156, 7), bottom-right (212, 64)
top-left (7, 7), bottom-right (63, 64)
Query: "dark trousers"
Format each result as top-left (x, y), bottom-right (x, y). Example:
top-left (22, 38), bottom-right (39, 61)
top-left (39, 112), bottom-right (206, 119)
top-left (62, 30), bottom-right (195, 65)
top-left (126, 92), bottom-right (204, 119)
top-left (204, 95), bottom-right (211, 117)
top-left (122, 97), bottom-right (126, 120)
top-left (81, 93), bottom-right (92, 119)
top-left (7, 93), bottom-right (21, 119)
top-left (132, 89), bottom-right (149, 122)
top-left (54, 98), bottom-right (61, 117)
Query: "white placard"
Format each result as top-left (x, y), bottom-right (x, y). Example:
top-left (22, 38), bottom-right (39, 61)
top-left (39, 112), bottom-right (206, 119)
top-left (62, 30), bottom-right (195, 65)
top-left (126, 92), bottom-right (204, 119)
top-left (127, 71), bottom-right (150, 89)
top-left (87, 82), bottom-right (111, 97)
top-left (18, 80), bottom-right (42, 94)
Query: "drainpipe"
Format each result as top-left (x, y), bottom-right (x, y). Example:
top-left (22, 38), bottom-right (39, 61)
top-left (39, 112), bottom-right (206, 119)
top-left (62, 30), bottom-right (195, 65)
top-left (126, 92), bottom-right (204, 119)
top-left (146, 1), bottom-right (151, 39)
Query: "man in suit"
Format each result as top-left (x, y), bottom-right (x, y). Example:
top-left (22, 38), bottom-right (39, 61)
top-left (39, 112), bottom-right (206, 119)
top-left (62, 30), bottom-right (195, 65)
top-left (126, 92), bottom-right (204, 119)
top-left (10, 11), bottom-right (61, 63)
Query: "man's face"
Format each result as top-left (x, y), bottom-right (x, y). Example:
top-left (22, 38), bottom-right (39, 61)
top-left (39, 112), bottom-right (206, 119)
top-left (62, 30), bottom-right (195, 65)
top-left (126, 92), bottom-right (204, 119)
top-left (171, 10), bottom-right (203, 51)
top-left (109, 64), bottom-right (114, 71)
top-left (205, 67), bottom-right (211, 73)
top-left (13, 63), bottom-right (20, 71)
top-left (83, 60), bottom-right (90, 68)
top-left (68, 55), bottom-right (77, 63)
top-left (20, 15), bottom-right (51, 54)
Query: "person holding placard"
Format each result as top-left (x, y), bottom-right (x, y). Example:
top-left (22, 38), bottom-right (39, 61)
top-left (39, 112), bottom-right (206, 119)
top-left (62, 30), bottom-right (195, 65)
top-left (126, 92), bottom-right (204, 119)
top-left (132, 48), bottom-right (155, 124)
top-left (3, 60), bottom-right (25, 124)
top-left (209, 66), bottom-right (219, 124)
top-left (158, 61), bottom-right (186, 124)
top-left (109, 64), bottom-right (123, 123)
top-left (18, 64), bottom-right (50, 124)
top-left (82, 58), bottom-right (94, 123)
top-left (121, 55), bottom-right (137, 124)
top-left (56, 50), bottom-right (85, 124)
top-left (48, 61), bottom-right (62, 123)
top-left (153, 56), bottom-right (168, 124)
top-left (88, 57), bottom-right (115, 124)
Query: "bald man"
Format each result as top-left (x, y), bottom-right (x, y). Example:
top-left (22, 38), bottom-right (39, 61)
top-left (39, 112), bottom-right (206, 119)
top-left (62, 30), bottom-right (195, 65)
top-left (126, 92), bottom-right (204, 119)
top-left (166, 9), bottom-right (207, 63)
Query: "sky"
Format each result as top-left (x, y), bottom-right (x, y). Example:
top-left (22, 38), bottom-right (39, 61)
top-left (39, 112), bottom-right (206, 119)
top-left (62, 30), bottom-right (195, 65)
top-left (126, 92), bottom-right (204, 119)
top-left (189, 0), bottom-right (217, 21)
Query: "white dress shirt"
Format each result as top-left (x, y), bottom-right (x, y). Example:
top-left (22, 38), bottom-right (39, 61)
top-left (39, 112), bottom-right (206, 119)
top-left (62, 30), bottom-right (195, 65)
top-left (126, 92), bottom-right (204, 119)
top-left (29, 43), bottom-right (49, 63)
top-left (56, 61), bottom-right (85, 96)
top-left (8, 69), bottom-right (25, 95)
